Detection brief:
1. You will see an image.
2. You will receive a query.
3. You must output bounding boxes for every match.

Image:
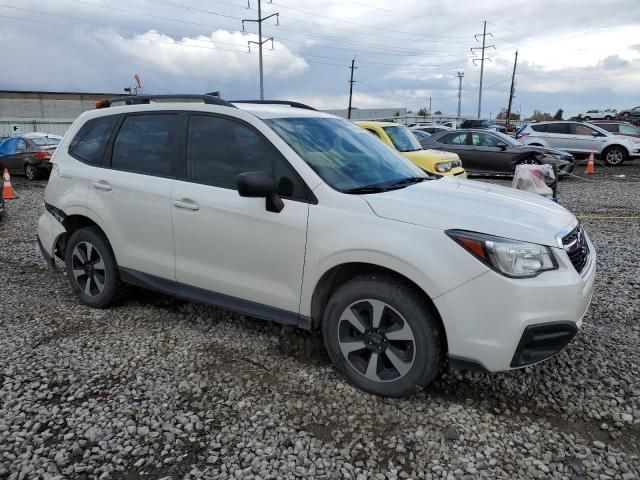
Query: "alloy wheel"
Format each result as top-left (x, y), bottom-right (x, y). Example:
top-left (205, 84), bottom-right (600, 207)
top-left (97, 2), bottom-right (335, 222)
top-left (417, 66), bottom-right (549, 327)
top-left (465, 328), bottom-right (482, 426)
top-left (606, 148), bottom-right (624, 165)
top-left (337, 299), bottom-right (416, 382)
top-left (71, 241), bottom-right (106, 296)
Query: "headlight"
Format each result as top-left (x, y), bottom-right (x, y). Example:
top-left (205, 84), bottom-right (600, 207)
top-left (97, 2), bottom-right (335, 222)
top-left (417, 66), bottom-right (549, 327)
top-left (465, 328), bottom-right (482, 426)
top-left (446, 230), bottom-right (558, 278)
top-left (435, 161), bottom-right (452, 172)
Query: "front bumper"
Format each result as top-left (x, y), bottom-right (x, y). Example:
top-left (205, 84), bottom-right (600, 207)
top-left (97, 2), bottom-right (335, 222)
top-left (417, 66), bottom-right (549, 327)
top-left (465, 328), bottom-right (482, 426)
top-left (435, 232), bottom-right (596, 372)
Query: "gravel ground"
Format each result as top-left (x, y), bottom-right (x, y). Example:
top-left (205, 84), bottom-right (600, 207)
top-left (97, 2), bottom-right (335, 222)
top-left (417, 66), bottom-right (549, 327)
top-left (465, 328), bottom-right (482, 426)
top-left (1, 163), bottom-right (639, 480)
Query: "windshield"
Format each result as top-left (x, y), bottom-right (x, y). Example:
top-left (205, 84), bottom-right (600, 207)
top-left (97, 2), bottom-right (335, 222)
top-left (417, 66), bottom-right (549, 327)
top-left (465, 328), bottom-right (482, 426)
top-left (382, 125), bottom-right (422, 152)
top-left (266, 117), bottom-right (427, 193)
top-left (30, 136), bottom-right (61, 146)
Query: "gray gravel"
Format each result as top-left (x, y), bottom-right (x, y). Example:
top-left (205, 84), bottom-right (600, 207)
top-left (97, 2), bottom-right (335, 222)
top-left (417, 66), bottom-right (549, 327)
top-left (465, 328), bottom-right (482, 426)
top-left (1, 165), bottom-right (639, 480)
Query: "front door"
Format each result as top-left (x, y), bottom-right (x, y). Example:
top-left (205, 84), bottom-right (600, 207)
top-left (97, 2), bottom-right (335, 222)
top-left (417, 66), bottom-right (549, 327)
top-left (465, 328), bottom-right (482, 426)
top-left (171, 113), bottom-right (309, 316)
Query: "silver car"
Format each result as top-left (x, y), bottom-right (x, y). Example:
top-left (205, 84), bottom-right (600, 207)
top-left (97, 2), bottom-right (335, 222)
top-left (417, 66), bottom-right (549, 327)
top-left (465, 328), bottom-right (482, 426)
top-left (516, 121), bottom-right (640, 166)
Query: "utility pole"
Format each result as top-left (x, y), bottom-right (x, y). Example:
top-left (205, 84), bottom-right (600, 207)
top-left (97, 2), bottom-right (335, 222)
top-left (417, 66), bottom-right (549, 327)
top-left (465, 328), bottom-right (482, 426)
top-left (505, 50), bottom-right (518, 130)
top-left (471, 21), bottom-right (495, 118)
top-left (347, 57), bottom-right (357, 119)
top-left (429, 96), bottom-right (432, 119)
top-left (243, 0), bottom-right (279, 100)
top-left (457, 71), bottom-right (464, 117)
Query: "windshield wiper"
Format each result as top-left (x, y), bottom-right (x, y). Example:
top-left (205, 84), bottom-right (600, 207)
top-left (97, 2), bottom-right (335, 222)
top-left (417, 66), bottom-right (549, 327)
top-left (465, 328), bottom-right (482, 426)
top-left (386, 176), bottom-right (428, 188)
top-left (342, 185), bottom-right (389, 194)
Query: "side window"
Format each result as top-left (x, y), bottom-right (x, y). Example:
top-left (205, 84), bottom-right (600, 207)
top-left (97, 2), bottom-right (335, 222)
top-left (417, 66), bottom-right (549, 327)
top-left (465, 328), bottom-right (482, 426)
top-left (471, 133), bottom-right (500, 146)
top-left (365, 128), bottom-right (382, 139)
top-left (530, 124), bottom-right (548, 132)
top-left (572, 124), bottom-right (596, 136)
top-left (186, 114), bottom-right (306, 199)
top-left (546, 123), bottom-right (570, 134)
top-left (597, 124), bottom-right (616, 133)
top-left (111, 114), bottom-right (176, 177)
top-left (15, 139), bottom-right (27, 153)
top-left (450, 133), bottom-right (468, 145)
top-left (69, 115), bottom-right (118, 165)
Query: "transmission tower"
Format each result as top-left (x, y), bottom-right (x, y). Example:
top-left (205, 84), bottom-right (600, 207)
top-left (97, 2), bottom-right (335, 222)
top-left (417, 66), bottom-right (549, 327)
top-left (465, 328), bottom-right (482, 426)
top-left (243, 0), bottom-right (279, 100)
top-left (471, 21), bottom-right (495, 118)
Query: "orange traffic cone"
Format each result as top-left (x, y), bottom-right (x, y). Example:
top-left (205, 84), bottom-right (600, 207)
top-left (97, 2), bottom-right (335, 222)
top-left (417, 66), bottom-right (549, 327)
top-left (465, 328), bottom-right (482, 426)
top-left (2, 168), bottom-right (18, 199)
top-left (585, 152), bottom-right (595, 174)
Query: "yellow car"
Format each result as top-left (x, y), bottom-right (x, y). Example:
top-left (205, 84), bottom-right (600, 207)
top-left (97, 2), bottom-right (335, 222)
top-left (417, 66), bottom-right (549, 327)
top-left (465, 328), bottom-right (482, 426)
top-left (355, 121), bottom-right (467, 177)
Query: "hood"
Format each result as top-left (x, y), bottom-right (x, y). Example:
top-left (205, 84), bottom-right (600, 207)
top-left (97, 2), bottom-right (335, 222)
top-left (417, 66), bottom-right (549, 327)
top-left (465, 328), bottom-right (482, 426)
top-left (364, 177), bottom-right (575, 247)
top-left (403, 149), bottom-right (459, 162)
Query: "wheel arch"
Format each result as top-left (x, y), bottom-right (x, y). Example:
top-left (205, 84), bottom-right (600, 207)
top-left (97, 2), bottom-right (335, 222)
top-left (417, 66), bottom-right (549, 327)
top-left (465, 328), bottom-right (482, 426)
top-left (309, 262), bottom-right (448, 352)
top-left (54, 213), bottom-right (110, 261)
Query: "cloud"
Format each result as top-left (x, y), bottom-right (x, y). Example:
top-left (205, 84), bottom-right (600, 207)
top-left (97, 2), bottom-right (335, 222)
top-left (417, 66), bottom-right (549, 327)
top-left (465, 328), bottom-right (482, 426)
top-left (100, 29), bottom-right (308, 82)
top-left (599, 55), bottom-right (630, 69)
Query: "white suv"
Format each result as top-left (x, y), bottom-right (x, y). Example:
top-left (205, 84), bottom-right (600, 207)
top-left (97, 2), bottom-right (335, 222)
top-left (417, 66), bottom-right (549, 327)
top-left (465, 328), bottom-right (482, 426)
top-left (38, 95), bottom-right (596, 397)
top-left (517, 121), bottom-right (640, 165)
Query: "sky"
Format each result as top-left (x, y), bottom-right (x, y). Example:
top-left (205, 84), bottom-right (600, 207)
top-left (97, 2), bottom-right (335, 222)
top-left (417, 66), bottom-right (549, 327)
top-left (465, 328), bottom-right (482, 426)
top-left (1, 0), bottom-right (640, 118)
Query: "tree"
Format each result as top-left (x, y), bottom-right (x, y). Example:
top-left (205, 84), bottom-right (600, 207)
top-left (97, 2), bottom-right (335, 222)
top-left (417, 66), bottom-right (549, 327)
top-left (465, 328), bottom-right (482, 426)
top-left (417, 108), bottom-right (428, 116)
top-left (528, 110), bottom-right (554, 122)
top-left (553, 109), bottom-right (564, 120)
top-left (434, 110), bottom-right (442, 115)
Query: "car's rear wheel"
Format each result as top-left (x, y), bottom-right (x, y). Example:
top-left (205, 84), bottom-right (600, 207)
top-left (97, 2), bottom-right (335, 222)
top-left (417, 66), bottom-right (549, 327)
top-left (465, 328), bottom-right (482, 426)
top-left (322, 274), bottom-right (443, 397)
top-left (584, 116), bottom-right (591, 121)
top-left (25, 164), bottom-right (40, 180)
top-left (605, 115), bottom-right (613, 120)
top-left (602, 146), bottom-right (627, 166)
top-left (623, 112), bottom-right (630, 119)
top-left (65, 227), bottom-right (122, 308)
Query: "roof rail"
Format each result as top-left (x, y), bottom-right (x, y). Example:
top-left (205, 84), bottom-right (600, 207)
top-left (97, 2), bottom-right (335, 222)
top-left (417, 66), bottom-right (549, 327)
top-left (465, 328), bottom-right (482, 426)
top-left (231, 100), bottom-right (316, 111)
top-left (101, 94), bottom-right (236, 108)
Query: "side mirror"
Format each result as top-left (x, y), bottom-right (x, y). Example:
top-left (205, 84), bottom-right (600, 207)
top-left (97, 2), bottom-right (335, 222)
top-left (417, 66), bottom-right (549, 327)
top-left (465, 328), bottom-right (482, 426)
top-left (237, 171), bottom-right (284, 213)
top-left (591, 131), bottom-right (600, 137)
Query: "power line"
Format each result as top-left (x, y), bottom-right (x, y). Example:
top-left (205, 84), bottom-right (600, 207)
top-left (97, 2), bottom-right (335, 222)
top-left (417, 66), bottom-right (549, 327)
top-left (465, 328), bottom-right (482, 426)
top-left (471, 20), bottom-right (495, 118)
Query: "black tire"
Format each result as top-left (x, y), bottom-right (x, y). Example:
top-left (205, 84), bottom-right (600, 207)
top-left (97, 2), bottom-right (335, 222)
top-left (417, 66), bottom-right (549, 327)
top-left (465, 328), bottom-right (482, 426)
top-left (623, 112), bottom-right (630, 119)
top-left (25, 164), bottom-right (40, 180)
top-left (64, 227), bottom-right (123, 308)
top-left (584, 116), bottom-right (591, 121)
top-left (604, 115), bottom-right (613, 120)
top-left (602, 146), bottom-right (627, 166)
top-left (322, 273), bottom-right (443, 397)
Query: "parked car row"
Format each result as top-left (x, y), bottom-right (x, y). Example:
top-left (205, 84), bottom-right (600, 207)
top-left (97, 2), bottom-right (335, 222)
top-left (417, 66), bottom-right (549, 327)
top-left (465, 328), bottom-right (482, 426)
top-left (577, 106), bottom-right (640, 121)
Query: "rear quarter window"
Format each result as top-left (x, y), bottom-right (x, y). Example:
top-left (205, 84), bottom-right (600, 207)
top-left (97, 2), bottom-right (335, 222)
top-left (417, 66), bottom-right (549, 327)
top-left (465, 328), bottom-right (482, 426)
top-left (530, 124), bottom-right (548, 133)
top-left (69, 115), bottom-right (119, 165)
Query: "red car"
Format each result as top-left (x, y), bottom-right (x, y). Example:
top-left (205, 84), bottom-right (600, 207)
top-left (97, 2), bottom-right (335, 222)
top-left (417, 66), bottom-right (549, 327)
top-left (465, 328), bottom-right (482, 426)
top-left (589, 120), bottom-right (640, 138)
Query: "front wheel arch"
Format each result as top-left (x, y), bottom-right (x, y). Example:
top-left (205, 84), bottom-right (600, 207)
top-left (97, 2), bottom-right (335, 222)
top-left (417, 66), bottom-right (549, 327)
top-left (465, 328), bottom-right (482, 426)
top-left (310, 262), bottom-right (447, 350)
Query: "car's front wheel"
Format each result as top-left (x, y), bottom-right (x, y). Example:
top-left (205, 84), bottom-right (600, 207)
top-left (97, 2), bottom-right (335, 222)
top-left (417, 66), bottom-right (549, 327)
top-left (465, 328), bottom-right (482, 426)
top-left (604, 115), bottom-right (613, 120)
top-left (584, 116), bottom-right (591, 121)
top-left (25, 164), bottom-right (40, 180)
top-left (322, 274), bottom-right (443, 397)
top-left (623, 112), bottom-right (630, 119)
top-left (602, 146), bottom-right (627, 166)
top-left (65, 227), bottom-right (122, 308)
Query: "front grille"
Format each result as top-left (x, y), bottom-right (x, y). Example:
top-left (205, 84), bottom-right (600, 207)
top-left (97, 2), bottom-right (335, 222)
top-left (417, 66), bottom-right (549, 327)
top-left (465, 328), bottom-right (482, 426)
top-left (562, 224), bottom-right (590, 274)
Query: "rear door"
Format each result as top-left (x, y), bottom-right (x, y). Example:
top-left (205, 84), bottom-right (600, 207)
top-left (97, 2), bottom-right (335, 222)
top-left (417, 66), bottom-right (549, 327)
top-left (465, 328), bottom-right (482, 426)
top-left (1, 138), bottom-right (28, 174)
top-left (171, 113), bottom-right (310, 315)
top-left (87, 112), bottom-right (178, 282)
top-left (436, 132), bottom-right (478, 169)
top-left (543, 122), bottom-right (573, 150)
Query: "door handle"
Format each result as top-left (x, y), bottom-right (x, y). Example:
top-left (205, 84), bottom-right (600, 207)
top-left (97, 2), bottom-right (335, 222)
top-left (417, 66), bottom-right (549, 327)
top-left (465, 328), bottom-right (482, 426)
top-left (92, 180), bottom-right (112, 191)
top-left (173, 199), bottom-right (199, 211)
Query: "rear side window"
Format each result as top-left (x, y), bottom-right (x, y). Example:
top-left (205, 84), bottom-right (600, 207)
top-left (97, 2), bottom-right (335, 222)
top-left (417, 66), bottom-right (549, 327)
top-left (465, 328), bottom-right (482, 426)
top-left (111, 114), bottom-right (176, 177)
top-left (365, 128), bottom-right (382, 139)
top-left (546, 123), bottom-right (571, 134)
top-left (186, 114), bottom-right (306, 199)
top-left (530, 124), bottom-right (548, 132)
top-left (69, 116), bottom-right (118, 165)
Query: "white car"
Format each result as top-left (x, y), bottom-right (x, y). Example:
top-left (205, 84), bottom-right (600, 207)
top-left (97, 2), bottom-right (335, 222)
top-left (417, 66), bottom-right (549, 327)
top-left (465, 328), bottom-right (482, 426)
top-left (578, 110), bottom-right (615, 121)
top-left (517, 121), bottom-right (640, 165)
top-left (38, 95), bottom-right (596, 397)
